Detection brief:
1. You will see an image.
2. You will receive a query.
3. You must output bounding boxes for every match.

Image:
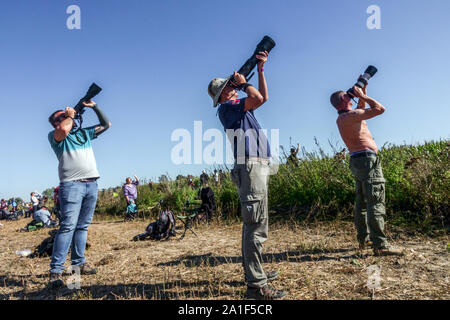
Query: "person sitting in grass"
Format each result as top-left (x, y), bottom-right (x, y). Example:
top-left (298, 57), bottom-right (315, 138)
top-left (34, 206), bottom-right (58, 227)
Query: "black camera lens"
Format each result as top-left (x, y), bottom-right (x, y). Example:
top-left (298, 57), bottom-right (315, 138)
top-left (237, 36), bottom-right (276, 79)
top-left (255, 36), bottom-right (276, 54)
top-left (355, 65), bottom-right (378, 88)
top-left (347, 65), bottom-right (378, 97)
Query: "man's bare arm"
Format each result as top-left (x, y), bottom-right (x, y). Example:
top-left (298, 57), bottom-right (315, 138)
top-left (54, 107), bottom-right (76, 142)
top-left (351, 86), bottom-right (385, 120)
top-left (244, 51), bottom-right (269, 111)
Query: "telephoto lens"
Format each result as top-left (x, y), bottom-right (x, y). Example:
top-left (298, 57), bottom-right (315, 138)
top-left (355, 65), bottom-right (377, 88)
top-left (236, 35), bottom-right (276, 80)
top-left (347, 65), bottom-right (377, 98)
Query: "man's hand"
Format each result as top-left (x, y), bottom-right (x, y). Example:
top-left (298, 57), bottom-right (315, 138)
top-left (256, 51), bottom-right (268, 69)
top-left (65, 107), bottom-right (76, 119)
top-left (351, 86), bottom-right (367, 100)
top-left (82, 100), bottom-right (96, 108)
top-left (54, 107), bottom-right (76, 142)
top-left (230, 71), bottom-right (246, 87)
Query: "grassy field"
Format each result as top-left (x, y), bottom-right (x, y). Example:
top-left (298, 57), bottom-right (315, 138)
top-left (0, 216), bottom-right (448, 300)
top-left (1, 140), bottom-right (448, 300)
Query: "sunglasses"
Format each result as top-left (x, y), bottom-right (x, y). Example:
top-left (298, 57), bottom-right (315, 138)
top-left (53, 113), bottom-right (67, 123)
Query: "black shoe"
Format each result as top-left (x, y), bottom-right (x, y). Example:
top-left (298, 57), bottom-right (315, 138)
top-left (48, 272), bottom-right (65, 289)
top-left (245, 285), bottom-right (286, 300)
top-left (266, 271), bottom-right (279, 282)
top-left (78, 263), bottom-right (97, 275)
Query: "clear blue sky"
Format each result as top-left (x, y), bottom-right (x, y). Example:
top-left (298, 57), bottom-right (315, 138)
top-left (1, 0), bottom-right (449, 200)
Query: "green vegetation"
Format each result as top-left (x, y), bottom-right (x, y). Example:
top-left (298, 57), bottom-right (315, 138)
top-left (96, 140), bottom-right (449, 232)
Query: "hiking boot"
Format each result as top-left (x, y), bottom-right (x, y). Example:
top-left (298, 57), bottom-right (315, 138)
top-left (266, 271), bottom-right (279, 282)
top-left (245, 285), bottom-right (286, 300)
top-left (358, 239), bottom-right (373, 250)
top-left (48, 272), bottom-right (65, 289)
top-left (373, 246), bottom-right (404, 256)
top-left (73, 264), bottom-right (97, 275)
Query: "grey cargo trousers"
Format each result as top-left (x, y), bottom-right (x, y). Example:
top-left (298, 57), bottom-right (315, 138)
top-left (231, 159), bottom-right (270, 288)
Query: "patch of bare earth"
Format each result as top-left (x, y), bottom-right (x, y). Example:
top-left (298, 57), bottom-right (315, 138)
top-left (0, 217), bottom-right (448, 300)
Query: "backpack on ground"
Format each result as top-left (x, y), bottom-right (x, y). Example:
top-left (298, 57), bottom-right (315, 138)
top-left (133, 210), bottom-right (176, 241)
top-left (30, 230), bottom-right (58, 258)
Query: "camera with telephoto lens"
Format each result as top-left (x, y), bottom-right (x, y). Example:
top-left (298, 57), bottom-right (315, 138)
top-left (73, 83), bottom-right (102, 119)
top-left (229, 35), bottom-right (276, 88)
top-left (71, 83), bottom-right (102, 131)
top-left (347, 65), bottom-right (377, 98)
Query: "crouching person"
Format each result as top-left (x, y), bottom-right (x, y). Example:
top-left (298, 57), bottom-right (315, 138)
top-left (330, 83), bottom-right (403, 256)
top-left (34, 206), bottom-right (59, 227)
top-left (47, 100), bottom-right (111, 288)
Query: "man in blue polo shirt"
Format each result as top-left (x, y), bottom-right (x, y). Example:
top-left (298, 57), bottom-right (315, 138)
top-left (47, 100), bottom-right (111, 288)
top-left (208, 51), bottom-right (286, 300)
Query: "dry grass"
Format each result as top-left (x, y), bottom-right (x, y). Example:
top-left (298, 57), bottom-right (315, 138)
top-left (0, 216), bottom-right (448, 300)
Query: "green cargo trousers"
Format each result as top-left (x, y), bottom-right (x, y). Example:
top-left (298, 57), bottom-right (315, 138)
top-left (349, 153), bottom-right (389, 249)
top-left (231, 159), bottom-right (270, 289)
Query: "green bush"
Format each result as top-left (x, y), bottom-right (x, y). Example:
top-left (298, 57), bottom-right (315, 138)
top-left (95, 140), bottom-right (449, 231)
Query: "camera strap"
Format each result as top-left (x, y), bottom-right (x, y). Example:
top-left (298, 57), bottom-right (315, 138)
top-left (338, 110), bottom-right (349, 115)
top-left (246, 72), bottom-right (255, 82)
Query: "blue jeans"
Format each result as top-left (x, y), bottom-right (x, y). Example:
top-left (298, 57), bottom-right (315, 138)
top-left (50, 180), bottom-right (98, 274)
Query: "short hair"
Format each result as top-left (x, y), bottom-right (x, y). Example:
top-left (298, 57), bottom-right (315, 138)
top-left (48, 110), bottom-right (64, 125)
top-left (330, 91), bottom-right (345, 109)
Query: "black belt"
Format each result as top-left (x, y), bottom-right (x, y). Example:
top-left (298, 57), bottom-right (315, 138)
top-left (350, 151), bottom-right (377, 159)
top-left (75, 178), bottom-right (98, 182)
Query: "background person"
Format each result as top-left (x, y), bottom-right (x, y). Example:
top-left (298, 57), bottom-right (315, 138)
top-left (213, 169), bottom-right (219, 184)
top-left (287, 143), bottom-right (300, 166)
top-left (33, 206), bottom-right (58, 227)
top-left (47, 100), bottom-right (111, 288)
top-left (200, 170), bottom-right (209, 186)
top-left (0, 199), bottom-right (9, 220)
top-left (30, 192), bottom-right (39, 214)
top-left (330, 80), bottom-right (403, 256)
top-left (123, 174), bottom-right (140, 205)
top-left (148, 179), bottom-right (154, 191)
top-left (208, 50), bottom-right (285, 300)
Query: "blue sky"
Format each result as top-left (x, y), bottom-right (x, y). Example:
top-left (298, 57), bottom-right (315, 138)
top-left (1, 0), bottom-right (449, 200)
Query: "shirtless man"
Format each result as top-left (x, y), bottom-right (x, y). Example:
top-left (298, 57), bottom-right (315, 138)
top-left (330, 81), bottom-right (403, 256)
